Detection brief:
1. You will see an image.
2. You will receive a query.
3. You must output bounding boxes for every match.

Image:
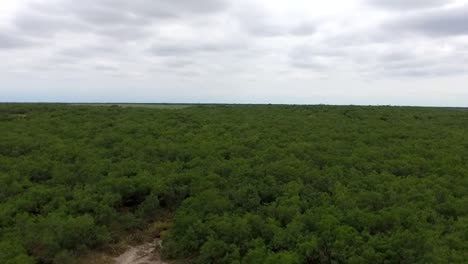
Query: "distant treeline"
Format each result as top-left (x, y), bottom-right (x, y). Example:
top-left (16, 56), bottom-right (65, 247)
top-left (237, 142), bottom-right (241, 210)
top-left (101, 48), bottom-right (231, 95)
top-left (0, 104), bottom-right (467, 263)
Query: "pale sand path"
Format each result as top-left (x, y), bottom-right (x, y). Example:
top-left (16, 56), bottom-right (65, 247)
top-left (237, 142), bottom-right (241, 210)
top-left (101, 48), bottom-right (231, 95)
top-left (114, 240), bottom-right (168, 264)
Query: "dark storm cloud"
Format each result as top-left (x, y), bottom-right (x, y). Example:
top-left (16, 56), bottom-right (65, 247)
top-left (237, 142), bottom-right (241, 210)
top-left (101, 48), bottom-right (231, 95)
top-left (368, 0), bottom-right (448, 10)
top-left (386, 5), bottom-right (468, 36)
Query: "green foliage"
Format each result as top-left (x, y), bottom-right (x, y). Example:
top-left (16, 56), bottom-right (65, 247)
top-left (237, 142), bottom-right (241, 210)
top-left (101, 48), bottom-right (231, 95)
top-left (0, 104), bottom-right (467, 263)
top-left (0, 238), bottom-right (35, 264)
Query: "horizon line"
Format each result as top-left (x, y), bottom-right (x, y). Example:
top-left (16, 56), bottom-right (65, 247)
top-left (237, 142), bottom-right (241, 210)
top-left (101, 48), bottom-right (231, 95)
top-left (1, 101), bottom-right (467, 109)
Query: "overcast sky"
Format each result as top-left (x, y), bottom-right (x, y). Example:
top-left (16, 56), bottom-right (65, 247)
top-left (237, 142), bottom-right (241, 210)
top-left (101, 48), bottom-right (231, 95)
top-left (1, 0), bottom-right (468, 106)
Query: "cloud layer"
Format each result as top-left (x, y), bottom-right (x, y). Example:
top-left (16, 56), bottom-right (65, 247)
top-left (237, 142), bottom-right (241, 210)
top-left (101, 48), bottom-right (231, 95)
top-left (368, 0), bottom-right (449, 10)
top-left (1, 0), bottom-right (468, 105)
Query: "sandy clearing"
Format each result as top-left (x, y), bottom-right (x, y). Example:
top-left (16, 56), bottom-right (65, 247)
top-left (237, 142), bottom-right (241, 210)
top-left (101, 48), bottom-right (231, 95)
top-left (114, 239), bottom-right (168, 264)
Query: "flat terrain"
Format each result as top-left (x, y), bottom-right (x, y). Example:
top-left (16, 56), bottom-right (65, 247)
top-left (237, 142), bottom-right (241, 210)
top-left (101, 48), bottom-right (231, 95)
top-left (0, 104), bottom-right (467, 263)
top-left (72, 103), bottom-right (193, 109)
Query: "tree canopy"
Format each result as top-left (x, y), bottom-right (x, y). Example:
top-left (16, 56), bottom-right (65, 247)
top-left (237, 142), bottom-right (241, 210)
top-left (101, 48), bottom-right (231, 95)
top-left (0, 104), bottom-right (467, 263)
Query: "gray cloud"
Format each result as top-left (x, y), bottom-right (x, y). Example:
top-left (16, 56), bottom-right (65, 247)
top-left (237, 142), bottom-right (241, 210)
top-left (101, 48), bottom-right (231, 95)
top-left (378, 50), bottom-right (413, 62)
top-left (149, 41), bottom-right (246, 57)
top-left (289, 45), bottom-right (338, 70)
top-left (290, 23), bottom-right (317, 36)
top-left (367, 44), bottom-right (468, 77)
top-left (164, 59), bottom-right (194, 68)
top-left (58, 44), bottom-right (120, 59)
top-left (291, 44), bottom-right (346, 59)
top-left (2, 0), bottom-right (468, 106)
top-left (235, 4), bottom-right (317, 37)
top-left (241, 21), bottom-right (317, 37)
top-left (288, 36), bottom-right (468, 78)
top-left (368, 0), bottom-right (449, 10)
top-left (94, 25), bottom-right (151, 41)
top-left (290, 60), bottom-right (328, 70)
top-left (62, 3), bottom-right (150, 26)
top-left (14, 11), bottom-right (88, 37)
top-left (0, 29), bottom-right (36, 49)
top-left (93, 65), bottom-right (120, 72)
top-left (109, 0), bottom-right (229, 17)
top-left (40, 0), bottom-right (229, 21)
top-left (377, 61), bottom-right (468, 78)
top-left (13, 0), bottom-right (229, 40)
top-left (385, 5), bottom-right (468, 36)
top-left (244, 22), bottom-right (287, 37)
top-left (149, 45), bottom-right (196, 56)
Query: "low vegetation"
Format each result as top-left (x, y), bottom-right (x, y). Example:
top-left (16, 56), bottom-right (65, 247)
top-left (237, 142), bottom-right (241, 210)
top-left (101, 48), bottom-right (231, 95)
top-left (0, 104), bottom-right (467, 263)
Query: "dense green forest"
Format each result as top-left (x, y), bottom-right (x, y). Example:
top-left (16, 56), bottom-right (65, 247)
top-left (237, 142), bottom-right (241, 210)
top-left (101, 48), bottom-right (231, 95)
top-left (0, 104), bottom-right (467, 264)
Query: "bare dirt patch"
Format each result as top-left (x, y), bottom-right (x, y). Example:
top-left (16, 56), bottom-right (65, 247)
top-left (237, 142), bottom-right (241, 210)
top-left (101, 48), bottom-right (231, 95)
top-left (114, 239), bottom-right (167, 264)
